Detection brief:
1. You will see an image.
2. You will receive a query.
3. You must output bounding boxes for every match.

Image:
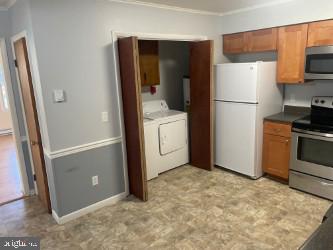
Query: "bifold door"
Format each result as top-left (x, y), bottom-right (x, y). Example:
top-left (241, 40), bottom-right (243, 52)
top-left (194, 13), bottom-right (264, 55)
top-left (118, 37), bottom-right (148, 201)
top-left (190, 40), bottom-right (214, 171)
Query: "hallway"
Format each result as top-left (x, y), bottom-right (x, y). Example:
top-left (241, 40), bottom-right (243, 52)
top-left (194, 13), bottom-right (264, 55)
top-left (0, 134), bottom-right (22, 205)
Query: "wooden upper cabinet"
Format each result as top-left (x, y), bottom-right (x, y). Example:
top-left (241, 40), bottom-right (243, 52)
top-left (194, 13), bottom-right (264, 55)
top-left (223, 33), bottom-right (247, 54)
top-left (308, 20), bottom-right (333, 47)
top-left (223, 28), bottom-right (277, 54)
top-left (138, 40), bottom-right (160, 86)
top-left (277, 24), bottom-right (308, 84)
top-left (246, 28), bottom-right (277, 52)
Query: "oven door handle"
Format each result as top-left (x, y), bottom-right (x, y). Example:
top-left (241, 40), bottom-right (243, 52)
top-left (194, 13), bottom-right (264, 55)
top-left (292, 172), bottom-right (333, 186)
top-left (292, 128), bottom-right (333, 138)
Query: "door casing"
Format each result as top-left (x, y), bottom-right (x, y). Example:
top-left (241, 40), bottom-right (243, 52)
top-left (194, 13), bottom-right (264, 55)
top-left (112, 31), bottom-right (213, 201)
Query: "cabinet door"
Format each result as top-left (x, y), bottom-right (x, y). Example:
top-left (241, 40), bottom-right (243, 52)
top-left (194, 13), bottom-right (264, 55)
top-left (277, 24), bottom-right (308, 84)
top-left (246, 28), bottom-right (277, 52)
top-left (223, 33), bottom-right (247, 54)
top-left (138, 40), bottom-right (160, 86)
top-left (308, 20), bottom-right (333, 47)
top-left (262, 134), bottom-right (290, 180)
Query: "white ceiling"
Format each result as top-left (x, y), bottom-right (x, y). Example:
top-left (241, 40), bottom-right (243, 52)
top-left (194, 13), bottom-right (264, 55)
top-left (0, 0), bottom-right (15, 10)
top-left (122, 0), bottom-right (295, 15)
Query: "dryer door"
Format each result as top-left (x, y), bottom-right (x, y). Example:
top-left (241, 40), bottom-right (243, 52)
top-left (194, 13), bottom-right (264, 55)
top-left (159, 119), bottom-right (187, 155)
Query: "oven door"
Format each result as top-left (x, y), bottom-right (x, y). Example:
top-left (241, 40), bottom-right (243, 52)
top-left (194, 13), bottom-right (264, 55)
top-left (291, 129), bottom-right (333, 180)
top-left (304, 46), bottom-right (333, 80)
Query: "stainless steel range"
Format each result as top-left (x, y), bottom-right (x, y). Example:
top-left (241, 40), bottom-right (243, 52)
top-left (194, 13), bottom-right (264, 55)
top-left (290, 96), bottom-right (333, 200)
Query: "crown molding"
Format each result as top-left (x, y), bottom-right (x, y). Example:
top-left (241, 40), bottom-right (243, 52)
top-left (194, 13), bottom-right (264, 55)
top-left (108, 0), bottom-right (296, 17)
top-left (107, 0), bottom-right (221, 16)
top-left (0, 0), bottom-right (16, 10)
top-left (219, 0), bottom-right (295, 16)
top-left (6, 0), bottom-right (16, 9)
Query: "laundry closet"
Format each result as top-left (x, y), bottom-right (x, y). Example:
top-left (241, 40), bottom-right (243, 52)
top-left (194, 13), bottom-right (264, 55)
top-left (117, 36), bottom-right (213, 201)
top-left (139, 40), bottom-right (190, 181)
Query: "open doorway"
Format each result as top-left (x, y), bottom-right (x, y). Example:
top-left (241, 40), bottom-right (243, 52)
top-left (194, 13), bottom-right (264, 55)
top-left (0, 35), bottom-right (51, 212)
top-left (11, 36), bottom-right (51, 212)
top-left (0, 40), bottom-right (24, 205)
top-left (140, 40), bottom-right (190, 181)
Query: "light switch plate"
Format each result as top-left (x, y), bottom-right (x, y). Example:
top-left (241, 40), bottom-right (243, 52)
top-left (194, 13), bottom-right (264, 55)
top-left (101, 112), bottom-right (109, 122)
top-left (53, 89), bottom-right (65, 103)
top-left (92, 176), bottom-right (99, 186)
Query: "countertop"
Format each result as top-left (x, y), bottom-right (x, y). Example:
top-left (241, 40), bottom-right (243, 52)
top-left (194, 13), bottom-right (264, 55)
top-left (264, 106), bottom-right (310, 124)
top-left (300, 205), bottom-right (333, 250)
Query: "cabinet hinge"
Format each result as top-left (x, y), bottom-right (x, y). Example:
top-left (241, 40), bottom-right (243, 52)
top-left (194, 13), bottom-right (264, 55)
top-left (14, 59), bottom-right (18, 68)
top-left (33, 174), bottom-right (37, 181)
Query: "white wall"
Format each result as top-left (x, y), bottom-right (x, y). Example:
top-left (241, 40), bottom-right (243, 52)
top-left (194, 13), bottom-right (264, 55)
top-left (219, 0), bottom-right (333, 107)
top-left (284, 82), bottom-right (333, 107)
top-left (220, 0), bottom-right (333, 34)
top-left (141, 41), bottom-right (189, 110)
top-left (26, 0), bottom-right (220, 151)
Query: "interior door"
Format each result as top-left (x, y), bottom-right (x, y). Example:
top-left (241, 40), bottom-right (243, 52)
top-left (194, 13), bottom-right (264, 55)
top-left (13, 38), bottom-right (51, 212)
top-left (118, 37), bottom-right (148, 201)
top-left (190, 40), bottom-right (214, 171)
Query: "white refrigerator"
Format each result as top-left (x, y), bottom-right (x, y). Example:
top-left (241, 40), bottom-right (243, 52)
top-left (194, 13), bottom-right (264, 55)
top-left (215, 62), bottom-right (283, 179)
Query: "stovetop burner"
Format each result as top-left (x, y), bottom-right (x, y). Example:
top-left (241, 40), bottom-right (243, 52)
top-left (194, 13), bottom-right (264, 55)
top-left (293, 96), bottom-right (333, 134)
top-left (293, 115), bottom-right (333, 134)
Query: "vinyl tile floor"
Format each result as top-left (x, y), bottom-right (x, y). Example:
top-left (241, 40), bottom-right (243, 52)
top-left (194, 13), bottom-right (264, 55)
top-left (0, 165), bottom-right (331, 250)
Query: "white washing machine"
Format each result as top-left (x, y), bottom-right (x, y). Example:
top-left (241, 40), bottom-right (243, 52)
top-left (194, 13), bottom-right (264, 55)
top-left (143, 100), bottom-right (189, 180)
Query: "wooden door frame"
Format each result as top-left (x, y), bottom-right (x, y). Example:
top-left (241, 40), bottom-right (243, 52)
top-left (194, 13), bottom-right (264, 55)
top-left (111, 31), bottom-right (208, 196)
top-left (10, 31), bottom-right (50, 197)
top-left (0, 38), bottom-right (31, 196)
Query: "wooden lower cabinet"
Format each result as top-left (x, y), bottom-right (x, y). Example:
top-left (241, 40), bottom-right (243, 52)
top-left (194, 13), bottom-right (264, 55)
top-left (262, 121), bottom-right (291, 180)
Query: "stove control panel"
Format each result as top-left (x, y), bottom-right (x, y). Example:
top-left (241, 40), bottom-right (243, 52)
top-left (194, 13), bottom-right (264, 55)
top-left (312, 96), bottom-right (333, 109)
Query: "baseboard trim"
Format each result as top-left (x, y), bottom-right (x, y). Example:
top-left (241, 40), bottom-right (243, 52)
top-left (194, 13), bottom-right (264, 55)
top-left (52, 192), bottom-right (128, 224)
top-left (29, 189), bottom-right (35, 196)
top-left (0, 129), bottom-right (12, 136)
top-left (44, 136), bottom-right (122, 159)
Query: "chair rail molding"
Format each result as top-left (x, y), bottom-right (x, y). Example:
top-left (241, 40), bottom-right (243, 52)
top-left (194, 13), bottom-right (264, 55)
top-left (44, 136), bottom-right (122, 159)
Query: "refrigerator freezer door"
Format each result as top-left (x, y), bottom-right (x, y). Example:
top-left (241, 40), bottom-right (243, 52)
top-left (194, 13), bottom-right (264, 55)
top-left (215, 101), bottom-right (257, 177)
top-left (215, 63), bottom-right (258, 103)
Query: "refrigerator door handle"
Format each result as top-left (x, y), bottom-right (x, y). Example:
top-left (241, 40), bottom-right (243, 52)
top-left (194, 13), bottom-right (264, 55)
top-left (214, 100), bottom-right (258, 105)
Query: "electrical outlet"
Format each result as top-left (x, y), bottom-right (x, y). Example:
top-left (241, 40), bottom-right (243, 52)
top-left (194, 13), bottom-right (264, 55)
top-left (101, 112), bottom-right (109, 122)
top-left (92, 176), bottom-right (99, 186)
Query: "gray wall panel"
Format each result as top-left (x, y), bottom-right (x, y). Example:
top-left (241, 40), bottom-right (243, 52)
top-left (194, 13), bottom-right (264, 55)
top-left (52, 143), bottom-right (125, 217)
